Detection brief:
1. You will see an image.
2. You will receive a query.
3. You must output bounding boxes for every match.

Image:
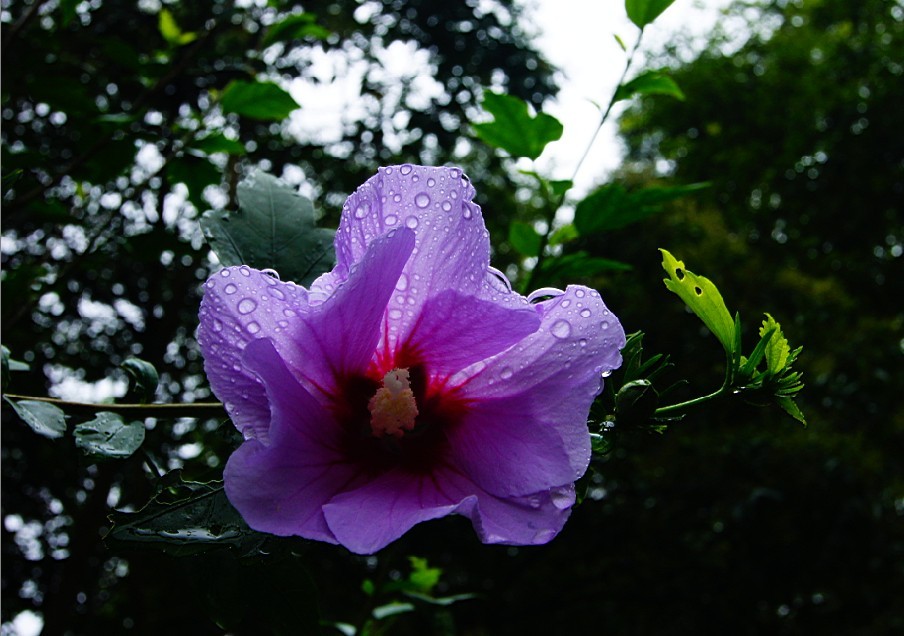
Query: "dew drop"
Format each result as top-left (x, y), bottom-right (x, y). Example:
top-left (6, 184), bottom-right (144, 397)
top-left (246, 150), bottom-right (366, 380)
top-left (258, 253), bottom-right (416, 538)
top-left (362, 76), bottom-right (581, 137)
top-left (354, 204), bottom-right (368, 219)
top-left (601, 321), bottom-right (610, 330)
top-left (212, 319), bottom-right (223, 332)
top-left (237, 298), bottom-right (257, 315)
top-left (441, 200), bottom-right (452, 212)
top-left (396, 273), bottom-right (409, 291)
top-left (400, 164), bottom-right (413, 175)
top-left (239, 267), bottom-right (250, 277)
top-left (462, 205), bottom-right (472, 219)
top-left (580, 308), bottom-right (592, 318)
top-left (561, 299), bottom-right (571, 308)
top-left (283, 308), bottom-right (296, 317)
top-left (405, 216), bottom-right (419, 229)
top-left (388, 308), bottom-right (403, 320)
top-left (261, 268), bottom-right (280, 280)
top-left (269, 287), bottom-right (285, 300)
top-left (219, 269), bottom-right (230, 277)
top-left (246, 321), bottom-right (261, 335)
top-left (601, 369), bottom-right (613, 378)
top-left (500, 367), bottom-right (514, 380)
top-left (414, 192), bottom-right (431, 208)
top-left (578, 338), bottom-right (588, 347)
top-left (393, 193), bottom-right (402, 203)
top-left (427, 177), bottom-right (436, 187)
top-left (384, 215), bottom-right (398, 226)
top-left (575, 289), bottom-right (585, 298)
top-left (224, 284), bottom-right (237, 295)
top-left (551, 319), bottom-right (572, 339)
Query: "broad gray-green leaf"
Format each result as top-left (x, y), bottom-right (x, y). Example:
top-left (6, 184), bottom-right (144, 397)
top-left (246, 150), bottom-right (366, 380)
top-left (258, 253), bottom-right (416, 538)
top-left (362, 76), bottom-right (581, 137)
top-left (5, 397), bottom-right (67, 439)
top-left (200, 171), bottom-right (336, 286)
top-left (220, 80), bottom-right (299, 121)
top-left (74, 412), bottom-right (146, 459)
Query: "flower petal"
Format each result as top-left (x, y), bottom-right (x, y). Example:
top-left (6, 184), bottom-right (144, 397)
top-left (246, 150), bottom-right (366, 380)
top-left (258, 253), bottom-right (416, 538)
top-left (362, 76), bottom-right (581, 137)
top-left (198, 266), bottom-right (311, 442)
top-left (401, 289), bottom-right (540, 377)
top-left (224, 339), bottom-right (361, 542)
top-left (459, 286), bottom-right (626, 481)
top-left (296, 227), bottom-right (415, 387)
top-left (323, 468), bottom-right (470, 555)
top-left (322, 466), bottom-right (574, 554)
top-left (335, 166), bottom-right (496, 344)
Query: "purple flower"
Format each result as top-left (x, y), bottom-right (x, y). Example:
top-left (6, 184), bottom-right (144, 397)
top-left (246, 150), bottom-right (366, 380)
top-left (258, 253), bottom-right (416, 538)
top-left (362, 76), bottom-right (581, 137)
top-left (198, 165), bottom-right (625, 555)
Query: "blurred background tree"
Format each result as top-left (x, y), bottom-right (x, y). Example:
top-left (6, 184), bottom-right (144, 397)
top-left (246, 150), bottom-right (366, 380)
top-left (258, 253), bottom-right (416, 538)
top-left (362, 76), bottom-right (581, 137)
top-left (2, 0), bottom-right (902, 634)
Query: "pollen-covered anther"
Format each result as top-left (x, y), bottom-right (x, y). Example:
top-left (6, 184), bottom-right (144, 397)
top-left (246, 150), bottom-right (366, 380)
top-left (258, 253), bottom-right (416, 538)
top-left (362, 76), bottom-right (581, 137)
top-left (368, 368), bottom-right (419, 438)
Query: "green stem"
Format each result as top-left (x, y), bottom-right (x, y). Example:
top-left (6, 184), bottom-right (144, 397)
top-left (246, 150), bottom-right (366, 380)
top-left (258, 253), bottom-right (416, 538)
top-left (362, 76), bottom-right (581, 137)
top-left (653, 386), bottom-right (727, 416)
top-left (3, 393), bottom-right (226, 419)
top-left (524, 29), bottom-right (645, 291)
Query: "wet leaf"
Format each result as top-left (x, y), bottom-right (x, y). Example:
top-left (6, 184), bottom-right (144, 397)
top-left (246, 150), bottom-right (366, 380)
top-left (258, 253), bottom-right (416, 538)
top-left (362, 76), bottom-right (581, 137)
top-left (200, 171), bottom-right (336, 286)
top-left (5, 397), bottom-right (67, 439)
top-left (74, 412), bottom-right (146, 459)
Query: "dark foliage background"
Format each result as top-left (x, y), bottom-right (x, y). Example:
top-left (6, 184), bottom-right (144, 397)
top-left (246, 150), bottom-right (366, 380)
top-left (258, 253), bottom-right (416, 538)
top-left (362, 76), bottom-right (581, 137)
top-left (2, 0), bottom-right (902, 634)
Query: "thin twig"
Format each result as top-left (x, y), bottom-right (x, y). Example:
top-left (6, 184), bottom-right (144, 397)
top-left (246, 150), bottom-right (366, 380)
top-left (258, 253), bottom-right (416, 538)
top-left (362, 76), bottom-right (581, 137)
top-left (4, 393), bottom-right (227, 419)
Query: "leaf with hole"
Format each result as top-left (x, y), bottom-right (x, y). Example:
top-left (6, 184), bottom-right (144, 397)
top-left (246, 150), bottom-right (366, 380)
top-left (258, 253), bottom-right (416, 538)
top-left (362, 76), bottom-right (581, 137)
top-left (660, 249), bottom-right (736, 356)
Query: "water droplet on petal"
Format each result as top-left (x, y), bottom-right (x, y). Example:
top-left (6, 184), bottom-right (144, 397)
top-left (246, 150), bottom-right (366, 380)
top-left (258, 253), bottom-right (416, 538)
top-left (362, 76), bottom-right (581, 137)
top-left (575, 289), bottom-right (585, 298)
top-left (601, 369), bottom-right (613, 378)
top-left (550, 488), bottom-right (574, 510)
top-left (415, 192), bottom-right (431, 208)
top-left (580, 308), bottom-right (592, 318)
top-left (405, 216), bottom-right (419, 228)
top-left (354, 204), bottom-right (368, 219)
top-left (551, 319), bottom-right (572, 339)
top-left (212, 319), bottom-right (223, 332)
top-left (224, 284), bottom-right (237, 295)
top-left (396, 273), bottom-right (409, 291)
top-left (601, 321), bottom-right (610, 330)
top-left (462, 204), bottom-right (472, 218)
top-left (388, 308), bottom-right (403, 320)
top-left (219, 269), bottom-right (230, 277)
top-left (385, 215), bottom-right (398, 226)
top-left (441, 200), bottom-right (452, 212)
top-left (239, 267), bottom-right (251, 277)
top-left (500, 367), bottom-right (514, 380)
top-left (400, 164), bottom-right (413, 175)
top-left (561, 299), bottom-right (571, 308)
top-left (237, 298), bottom-right (257, 315)
top-left (578, 338), bottom-right (588, 347)
top-left (261, 268), bottom-right (280, 280)
top-left (283, 308), bottom-right (296, 317)
top-left (247, 321), bottom-right (261, 335)
top-left (427, 177), bottom-right (436, 187)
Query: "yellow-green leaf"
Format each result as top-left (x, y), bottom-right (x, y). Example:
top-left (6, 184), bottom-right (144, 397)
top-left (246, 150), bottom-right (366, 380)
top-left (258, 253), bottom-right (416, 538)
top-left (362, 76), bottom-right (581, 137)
top-left (760, 313), bottom-right (791, 373)
top-left (660, 249), bottom-right (736, 355)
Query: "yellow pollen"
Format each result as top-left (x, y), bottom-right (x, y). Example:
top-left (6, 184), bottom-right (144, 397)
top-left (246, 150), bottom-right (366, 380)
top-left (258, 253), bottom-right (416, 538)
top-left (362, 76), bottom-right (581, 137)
top-left (368, 368), bottom-right (419, 438)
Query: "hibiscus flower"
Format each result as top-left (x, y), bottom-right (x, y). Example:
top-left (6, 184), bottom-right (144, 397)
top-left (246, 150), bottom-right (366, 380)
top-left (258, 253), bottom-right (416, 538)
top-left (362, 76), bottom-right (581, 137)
top-left (198, 165), bottom-right (625, 554)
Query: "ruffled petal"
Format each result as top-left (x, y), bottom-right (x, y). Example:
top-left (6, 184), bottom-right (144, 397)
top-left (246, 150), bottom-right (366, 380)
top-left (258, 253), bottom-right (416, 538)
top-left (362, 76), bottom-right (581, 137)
top-left (197, 266), bottom-right (311, 442)
top-left (323, 468), bottom-right (471, 555)
top-left (322, 466), bottom-right (575, 554)
top-left (223, 339), bottom-right (362, 542)
top-left (401, 289), bottom-right (540, 377)
top-left (458, 286), bottom-right (626, 481)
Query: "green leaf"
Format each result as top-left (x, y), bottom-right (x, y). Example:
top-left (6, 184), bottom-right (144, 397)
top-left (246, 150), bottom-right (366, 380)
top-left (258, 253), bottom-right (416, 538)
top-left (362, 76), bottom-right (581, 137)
top-left (538, 252), bottom-right (632, 285)
top-left (614, 33), bottom-right (628, 51)
top-left (262, 12), bottom-right (331, 46)
top-left (472, 91), bottom-right (563, 160)
top-left (189, 133), bottom-right (246, 156)
top-left (74, 412), bottom-right (146, 459)
top-left (660, 249), bottom-right (736, 356)
top-left (167, 155), bottom-right (221, 210)
top-left (158, 8), bottom-right (197, 46)
top-left (372, 602), bottom-right (416, 621)
top-left (740, 327), bottom-right (776, 378)
top-left (5, 397), bottom-right (67, 439)
top-left (614, 70), bottom-right (685, 102)
top-left (776, 396), bottom-right (807, 426)
top-left (574, 182), bottom-right (709, 235)
top-left (220, 80), bottom-right (299, 121)
top-left (200, 171), bottom-right (336, 286)
top-left (107, 478), bottom-right (269, 557)
top-left (548, 223), bottom-right (579, 246)
top-left (121, 357), bottom-right (159, 404)
top-left (408, 556), bottom-right (442, 594)
top-left (509, 221), bottom-right (542, 256)
top-left (625, 0), bottom-right (677, 28)
top-left (760, 313), bottom-right (791, 373)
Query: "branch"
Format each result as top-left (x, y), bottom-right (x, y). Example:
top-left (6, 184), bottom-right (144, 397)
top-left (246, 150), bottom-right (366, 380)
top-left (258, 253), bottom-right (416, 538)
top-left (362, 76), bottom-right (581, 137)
top-left (3, 394), bottom-right (227, 419)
